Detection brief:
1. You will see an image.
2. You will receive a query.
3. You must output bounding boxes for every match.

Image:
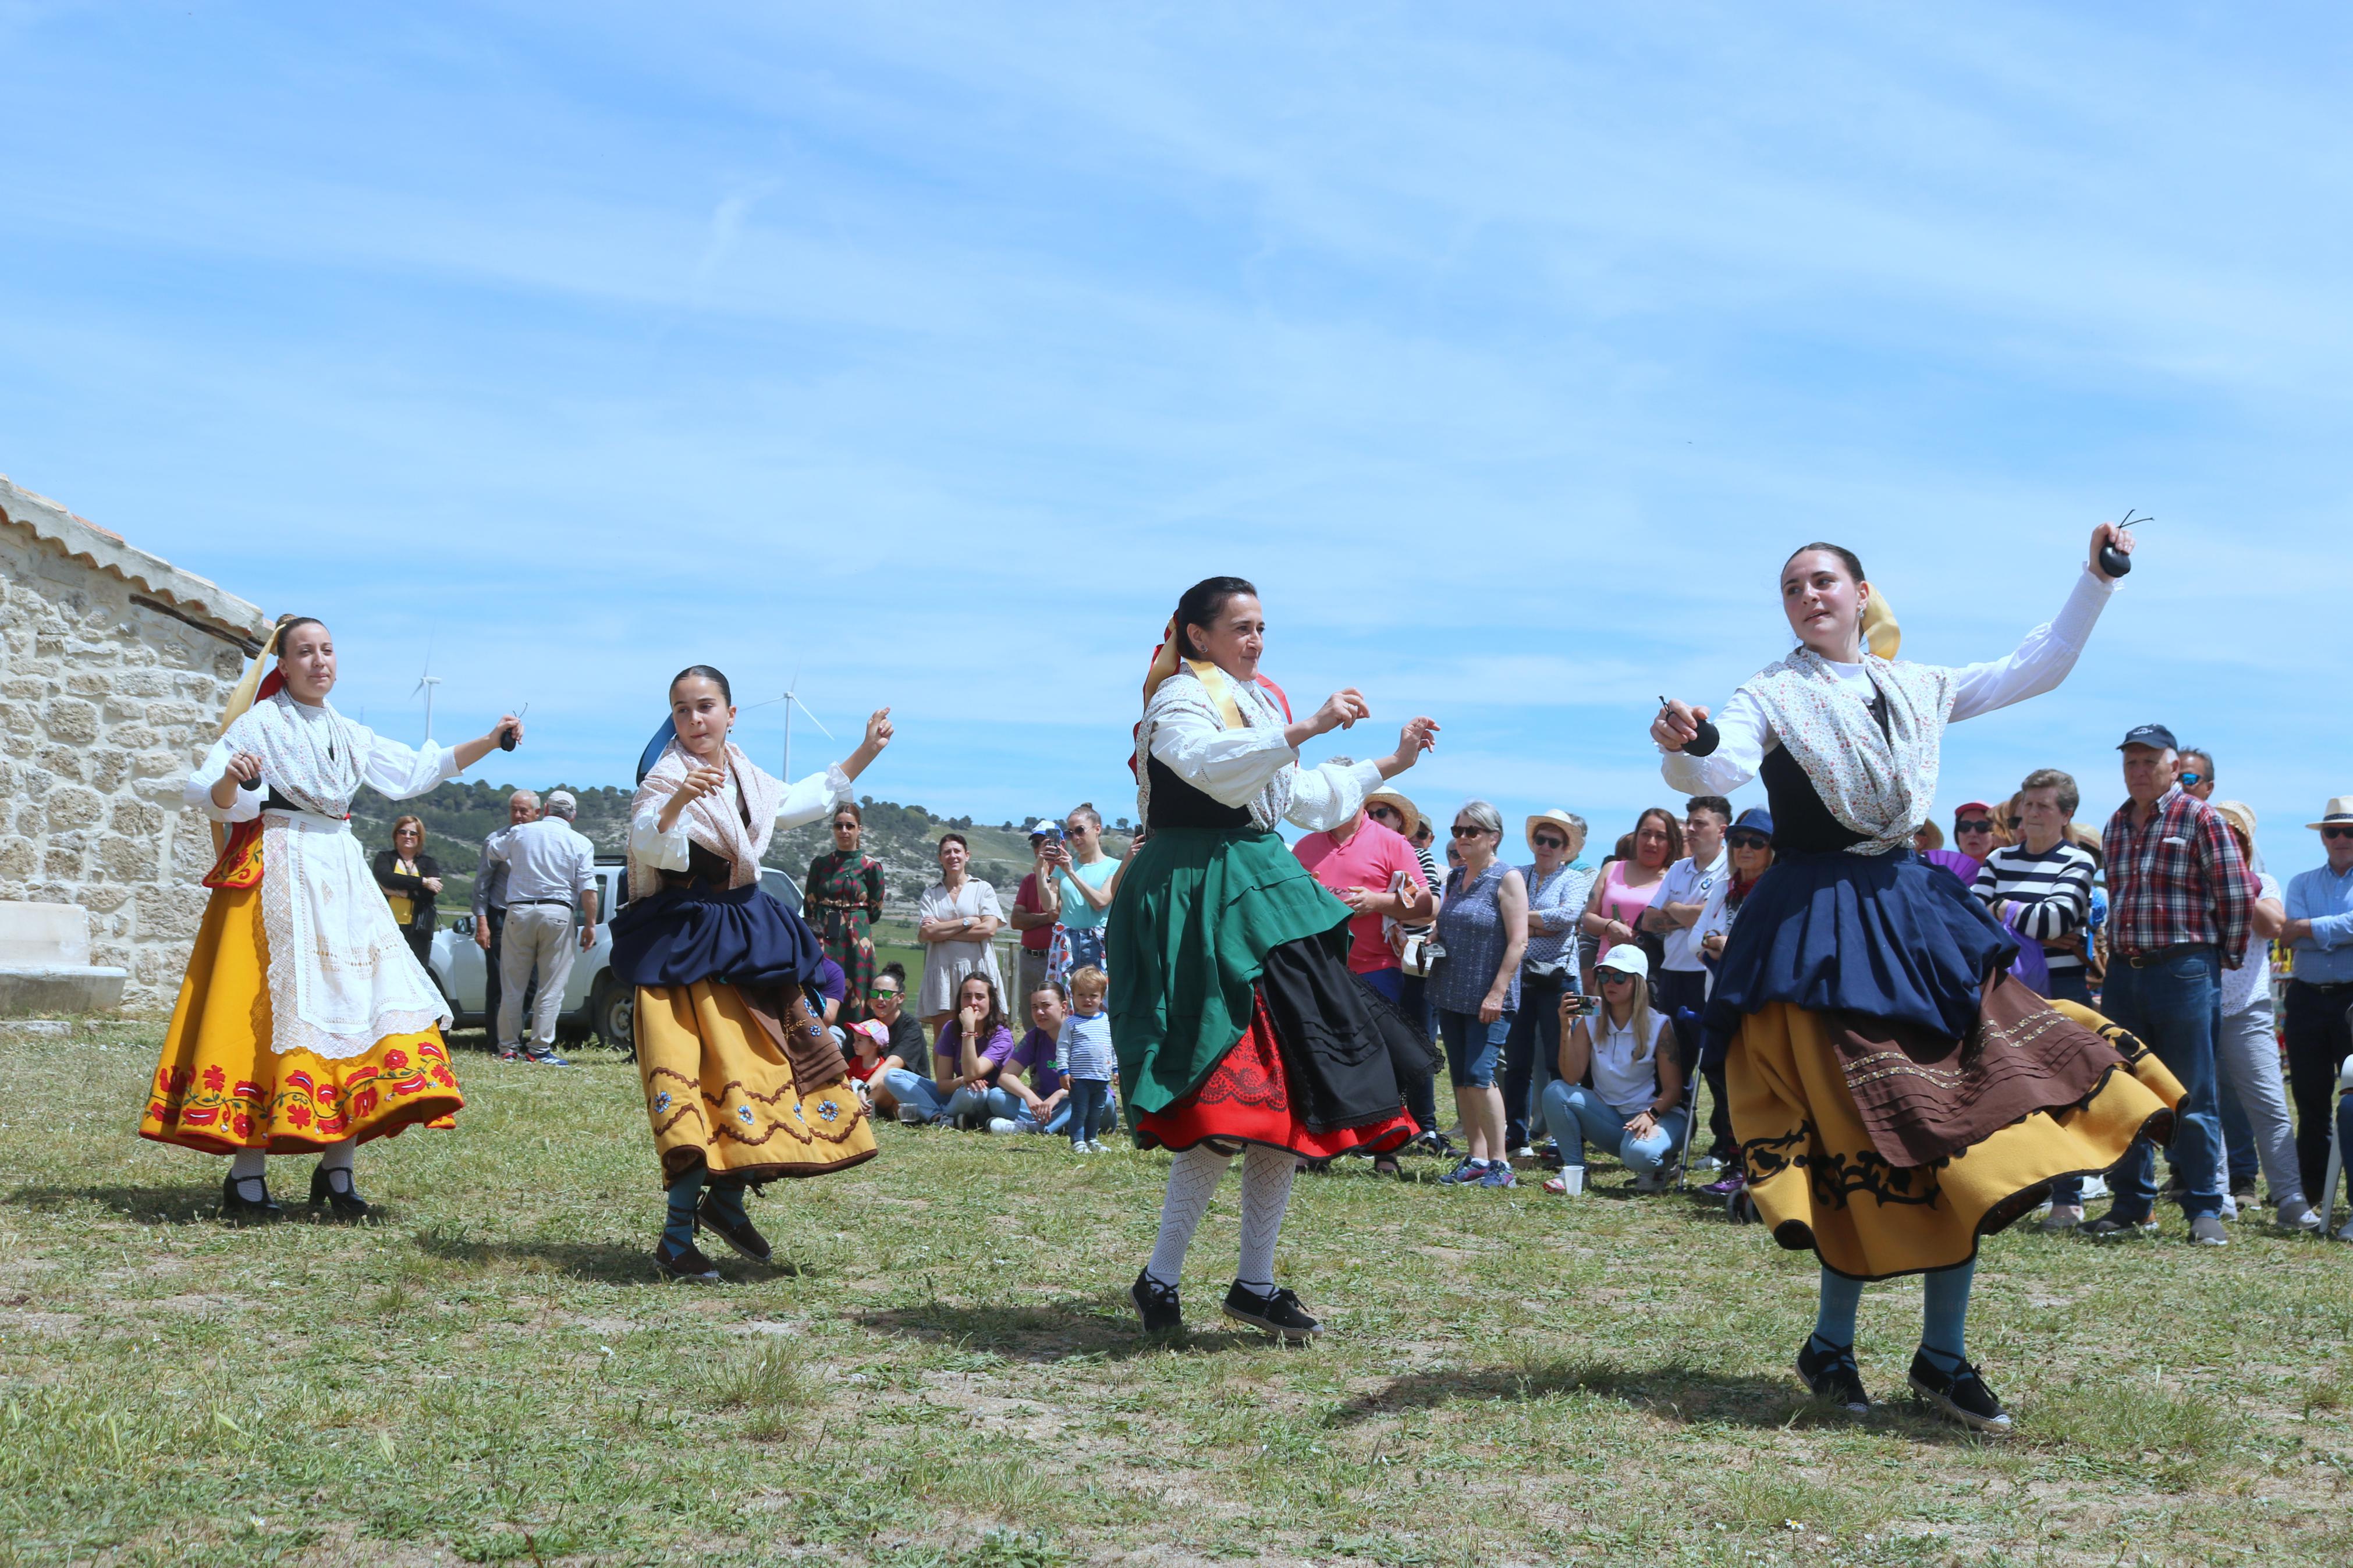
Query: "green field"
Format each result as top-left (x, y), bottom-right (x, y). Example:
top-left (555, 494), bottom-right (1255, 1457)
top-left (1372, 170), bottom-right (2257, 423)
top-left (7, 1026), bottom-right (2353, 1566)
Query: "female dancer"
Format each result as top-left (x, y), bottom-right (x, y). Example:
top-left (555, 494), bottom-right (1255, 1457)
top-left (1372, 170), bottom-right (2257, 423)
top-left (804, 802), bottom-right (886, 1020)
top-left (613, 666), bottom-right (890, 1282)
top-left (1654, 525), bottom-right (2181, 1432)
top-left (1113, 576), bottom-right (1438, 1340)
top-left (144, 615), bottom-right (519, 1221)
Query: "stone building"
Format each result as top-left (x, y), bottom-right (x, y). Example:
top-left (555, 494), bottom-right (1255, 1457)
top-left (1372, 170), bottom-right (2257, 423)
top-left (0, 474), bottom-right (270, 1008)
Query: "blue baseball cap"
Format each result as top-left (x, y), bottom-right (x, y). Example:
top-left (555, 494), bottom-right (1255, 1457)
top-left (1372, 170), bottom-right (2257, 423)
top-left (2118, 723), bottom-right (2179, 752)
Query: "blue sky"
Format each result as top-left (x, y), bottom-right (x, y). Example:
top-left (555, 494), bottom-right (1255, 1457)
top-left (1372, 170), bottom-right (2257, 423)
top-left (3, 3), bottom-right (2346, 866)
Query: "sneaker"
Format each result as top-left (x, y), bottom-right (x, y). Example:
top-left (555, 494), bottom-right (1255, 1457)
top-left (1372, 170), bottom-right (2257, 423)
top-left (1907, 1351), bottom-right (2013, 1436)
top-left (1438, 1159), bottom-right (1488, 1186)
top-left (524, 1044), bottom-right (570, 1066)
top-left (653, 1239), bottom-right (722, 1283)
top-left (1540, 1172), bottom-right (1575, 1196)
top-left (494, 1046), bottom-right (524, 1064)
top-left (1085, 1139), bottom-right (1109, 1154)
top-left (2080, 1214), bottom-right (2156, 1240)
top-left (219, 1172), bottom-right (282, 1225)
top-left (1222, 1281), bottom-right (1322, 1341)
top-left (2038, 1204), bottom-right (2084, 1233)
top-left (1699, 1172), bottom-right (1746, 1199)
top-left (985, 1117), bottom-right (1020, 1135)
top-left (2336, 1218), bottom-right (2353, 1245)
top-left (896, 1104), bottom-right (928, 1125)
top-left (2279, 1203), bottom-right (2324, 1233)
top-left (1688, 1153), bottom-right (1726, 1174)
top-left (1478, 1161), bottom-right (1518, 1189)
top-left (694, 1194), bottom-right (772, 1264)
top-left (1508, 1144), bottom-right (1537, 1160)
top-left (1628, 1170), bottom-right (1669, 1194)
top-left (307, 1165), bottom-right (371, 1222)
top-left (2078, 1174), bottom-right (2111, 1202)
top-left (2188, 1214), bottom-right (2229, 1246)
top-left (2231, 1179), bottom-right (2261, 1206)
top-left (1131, 1268), bottom-right (1183, 1334)
top-left (1795, 1336), bottom-right (1869, 1416)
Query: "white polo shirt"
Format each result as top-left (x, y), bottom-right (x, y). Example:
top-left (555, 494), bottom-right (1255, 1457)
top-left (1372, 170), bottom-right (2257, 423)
top-left (1657, 847), bottom-right (1730, 973)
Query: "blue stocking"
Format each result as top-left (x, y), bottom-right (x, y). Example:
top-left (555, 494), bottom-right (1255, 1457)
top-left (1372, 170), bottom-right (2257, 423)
top-left (1812, 1267), bottom-right (1864, 1350)
top-left (1918, 1259), bottom-right (1975, 1371)
top-left (707, 1176), bottom-right (750, 1229)
top-left (662, 1165), bottom-right (704, 1251)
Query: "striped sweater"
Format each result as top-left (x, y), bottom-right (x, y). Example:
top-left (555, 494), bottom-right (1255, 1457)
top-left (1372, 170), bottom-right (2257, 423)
top-left (1972, 841), bottom-right (2098, 973)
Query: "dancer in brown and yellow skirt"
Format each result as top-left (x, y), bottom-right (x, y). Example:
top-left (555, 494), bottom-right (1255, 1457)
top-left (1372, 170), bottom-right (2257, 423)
top-left (1653, 522), bottom-right (2179, 1434)
top-left (145, 614), bottom-right (523, 1222)
top-left (611, 664), bottom-right (893, 1282)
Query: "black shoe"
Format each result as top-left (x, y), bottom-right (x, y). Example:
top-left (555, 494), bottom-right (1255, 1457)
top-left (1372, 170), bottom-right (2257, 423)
top-left (695, 1193), bottom-right (772, 1264)
top-left (2081, 1214), bottom-right (2155, 1240)
top-left (1908, 1350), bottom-right (2013, 1435)
top-left (220, 1173), bottom-right (282, 1224)
top-left (1131, 1268), bottom-right (1183, 1335)
top-left (307, 1165), bottom-right (371, 1221)
top-left (653, 1239), bottom-right (722, 1283)
top-left (1221, 1281), bottom-right (1322, 1341)
top-left (1794, 1335), bottom-right (1869, 1415)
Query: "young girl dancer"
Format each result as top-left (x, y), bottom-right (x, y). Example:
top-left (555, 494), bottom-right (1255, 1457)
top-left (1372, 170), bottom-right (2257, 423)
top-left (145, 615), bottom-right (520, 1220)
top-left (1653, 525), bottom-right (2182, 1432)
top-left (612, 666), bottom-right (891, 1281)
top-left (1113, 577), bottom-right (1438, 1340)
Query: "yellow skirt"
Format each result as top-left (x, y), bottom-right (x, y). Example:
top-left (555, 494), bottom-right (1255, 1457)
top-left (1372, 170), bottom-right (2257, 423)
top-left (1731, 998), bottom-right (2183, 1279)
top-left (635, 981), bottom-right (876, 1186)
top-left (141, 881), bottom-right (462, 1155)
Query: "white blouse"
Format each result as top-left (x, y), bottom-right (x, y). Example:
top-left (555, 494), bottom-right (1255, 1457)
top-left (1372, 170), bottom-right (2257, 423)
top-left (1662, 569), bottom-right (2114, 797)
top-left (187, 710), bottom-right (459, 820)
top-left (1142, 669), bottom-right (1384, 834)
top-left (627, 762), bottom-right (854, 871)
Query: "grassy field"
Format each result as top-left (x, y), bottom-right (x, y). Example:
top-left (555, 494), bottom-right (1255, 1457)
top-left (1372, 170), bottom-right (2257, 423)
top-left (7, 1025), bottom-right (2353, 1567)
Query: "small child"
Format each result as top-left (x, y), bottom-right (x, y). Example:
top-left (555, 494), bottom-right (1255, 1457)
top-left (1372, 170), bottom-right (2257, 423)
top-left (1056, 966), bottom-right (1116, 1153)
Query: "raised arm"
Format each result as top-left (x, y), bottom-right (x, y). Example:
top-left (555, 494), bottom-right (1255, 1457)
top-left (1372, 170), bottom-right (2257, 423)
top-left (1947, 570), bottom-right (2116, 723)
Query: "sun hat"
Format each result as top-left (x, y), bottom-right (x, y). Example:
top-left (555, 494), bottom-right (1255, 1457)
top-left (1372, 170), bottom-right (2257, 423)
top-left (1596, 944), bottom-right (1650, 982)
top-left (1363, 790), bottom-right (1423, 840)
top-left (1525, 808), bottom-right (1584, 852)
top-left (1727, 806), bottom-right (1774, 840)
top-left (2306, 797), bottom-right (2353, 831)
top-left (2210, 799), bottom-right (2258, 843)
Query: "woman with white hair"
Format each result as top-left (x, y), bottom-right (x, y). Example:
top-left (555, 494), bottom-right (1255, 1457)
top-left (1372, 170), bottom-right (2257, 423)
top-left (1427, 799), bottom-right (1529, 1187)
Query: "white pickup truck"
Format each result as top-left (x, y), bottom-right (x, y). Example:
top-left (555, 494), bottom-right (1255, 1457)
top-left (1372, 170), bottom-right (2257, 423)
top-left (427, 855), bottom-right (804, 1057)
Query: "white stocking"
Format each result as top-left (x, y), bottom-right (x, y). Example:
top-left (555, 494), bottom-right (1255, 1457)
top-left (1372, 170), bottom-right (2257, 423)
top-left (318, 1136), bottom-right (357, 1192)
top-left (1235, 1145), bottom-right (1296, 1293)
top-left (1145, 1144), bottom-right (1233, 1288)
top-left (228, 1147), bottom-right (267, 1197)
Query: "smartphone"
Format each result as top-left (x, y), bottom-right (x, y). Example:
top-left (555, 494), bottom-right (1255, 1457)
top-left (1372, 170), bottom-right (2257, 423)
top-left (1565, 994), bottom-right (1600, 1016)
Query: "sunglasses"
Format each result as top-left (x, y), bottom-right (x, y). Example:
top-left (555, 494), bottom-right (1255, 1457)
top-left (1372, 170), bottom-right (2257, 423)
top-left (1727, 831), bottom-right (1771, 851)
top-left (1599, 970), bottom-right (1637, 985)
top-left (1451, 824), bottom-right (1490, 838)
top-left (1532, 834), bottom-right (1566, 849)
top-left (872, 989), bottom-right (902, 1001)
top-left (1955, 819), bottom-right (1995, 834)
top-left (1368, 805), bottom-right (1404, 821)
top-left (2325, 827), bottom-right (2353, 841)
top-left (2177, 772), bottom-right (2205, 786)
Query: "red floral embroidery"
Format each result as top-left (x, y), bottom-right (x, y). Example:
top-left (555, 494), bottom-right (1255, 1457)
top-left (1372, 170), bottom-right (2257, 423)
top-left (286, 1104), bottom-right (312, 1129)
top-left (183, 1106), bottom-right (219, 1127)
top-left (430, 1065), bottom-right (455, 1088)
top-left (391, 1073), bottom-right (427, 1096)
top-left (201, 1065), bottom-right (225, 1091)
top-left (232, 1113), bottom-right (252, 1139)
top-left (382, 1049), bottom-right (410, 1073)
top-left (353, 1088), bottom-right (378, 1118)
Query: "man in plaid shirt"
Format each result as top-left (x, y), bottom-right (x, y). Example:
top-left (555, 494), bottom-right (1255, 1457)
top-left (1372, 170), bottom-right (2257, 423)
top-left (2085, 723), bottom-right (2255, 1244)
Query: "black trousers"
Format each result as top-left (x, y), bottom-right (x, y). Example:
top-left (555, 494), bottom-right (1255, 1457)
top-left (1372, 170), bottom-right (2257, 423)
top-left (480, 906), bottom-right (507, 1037)
top-left (1651, 967), bottom-right (1731, 1157)
top-left (1502, 973), bottom-right (1566, 1150)
top-left (2284, 980), bottom-right (2353, 1202)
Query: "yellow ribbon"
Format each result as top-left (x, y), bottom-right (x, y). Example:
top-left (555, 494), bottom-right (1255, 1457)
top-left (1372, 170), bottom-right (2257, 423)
top-left (1862, 589), bottom-right (1900, 660)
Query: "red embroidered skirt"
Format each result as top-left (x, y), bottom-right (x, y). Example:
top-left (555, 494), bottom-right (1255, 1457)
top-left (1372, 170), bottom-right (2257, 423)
top-left (1135, 989), bottom-right (1417, 1158)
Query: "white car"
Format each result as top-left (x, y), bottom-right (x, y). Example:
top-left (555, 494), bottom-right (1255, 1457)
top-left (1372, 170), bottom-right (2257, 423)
top-left (429, 856), bottom-right (804, 1057)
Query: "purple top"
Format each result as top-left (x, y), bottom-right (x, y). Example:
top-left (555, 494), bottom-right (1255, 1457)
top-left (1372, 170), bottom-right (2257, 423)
top-left (934, 1021), bottom-right (1017, 1078)
top-left (1006, 1026), bottom-right (1064, 1095)
top-left (812, 955), bottom-right (847, 1006)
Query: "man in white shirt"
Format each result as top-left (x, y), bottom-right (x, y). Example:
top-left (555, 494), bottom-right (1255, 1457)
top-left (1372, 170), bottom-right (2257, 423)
top-left (1638, 795), bottom-right (1732, 1162)
top-left (485, 789), bottom-right (598, 1065)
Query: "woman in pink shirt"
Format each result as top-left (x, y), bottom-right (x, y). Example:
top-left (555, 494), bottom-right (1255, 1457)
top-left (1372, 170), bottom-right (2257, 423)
top-left (1579, 808), bottom-right (1683, 963)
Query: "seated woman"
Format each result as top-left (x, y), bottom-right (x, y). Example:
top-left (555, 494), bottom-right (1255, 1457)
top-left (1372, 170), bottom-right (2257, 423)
top-left (1540, 946), bottom-right (1688, 1194)
top-left (882, 972), bottom-right (1012, 1126)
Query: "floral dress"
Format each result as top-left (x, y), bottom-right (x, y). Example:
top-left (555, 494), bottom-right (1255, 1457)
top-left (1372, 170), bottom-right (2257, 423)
top-left (804, 848), bottom-right (885, 1019)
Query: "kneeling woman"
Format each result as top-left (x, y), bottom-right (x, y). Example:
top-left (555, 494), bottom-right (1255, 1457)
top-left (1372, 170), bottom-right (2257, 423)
top-left (1114, 576), bottom-right (1438, 1341)
top-left (1654, 524), bottom-right (2181, 1432)
top-left (613, 667), bottom-right (893, 1282)
top-left (145, 615), bottom-right (520, 1220)
top-left (1541, 947), bottom-right (1687, 1194)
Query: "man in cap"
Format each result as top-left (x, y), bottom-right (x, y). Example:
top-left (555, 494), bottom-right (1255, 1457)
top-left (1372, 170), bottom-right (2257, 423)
top-left (2088, 724), bottom-right (2255, 1244)
top-left (1008, 820), bottom-right (1063, 1007)
top-left (2282, 795), bottom-right (2353, 1213)
top-left (484, 788), bottom-right (598, 1065)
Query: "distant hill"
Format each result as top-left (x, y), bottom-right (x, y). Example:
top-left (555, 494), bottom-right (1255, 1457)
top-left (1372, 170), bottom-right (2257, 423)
top-left (354, 780), bottom-right (1134, 925)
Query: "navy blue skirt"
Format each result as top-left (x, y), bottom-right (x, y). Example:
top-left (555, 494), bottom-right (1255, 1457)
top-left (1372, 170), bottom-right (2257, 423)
top-left (609, 881), bottom-right (824, 992)
top-left (1704, 848), bottom-right (2018, 1043)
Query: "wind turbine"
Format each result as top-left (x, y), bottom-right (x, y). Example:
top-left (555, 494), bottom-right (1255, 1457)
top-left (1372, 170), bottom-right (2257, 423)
top-left (745, 665), bottom-right (831, 780)
top-left (411, 635), bottom-right (442, 744)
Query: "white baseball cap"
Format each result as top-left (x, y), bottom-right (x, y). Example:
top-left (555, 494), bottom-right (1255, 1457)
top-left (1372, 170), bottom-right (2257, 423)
top-left (1596, 944), bottom-right (1651, 981)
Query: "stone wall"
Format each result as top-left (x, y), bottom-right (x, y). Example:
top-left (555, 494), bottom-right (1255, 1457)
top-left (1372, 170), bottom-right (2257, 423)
top-left (0, 482), bottom-right (268, 1009)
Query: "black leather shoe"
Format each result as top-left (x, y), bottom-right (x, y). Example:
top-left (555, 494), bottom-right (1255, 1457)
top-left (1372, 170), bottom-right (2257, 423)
top-left (654, 1239), bottom-right (722, 1283)
top-left (1131, 1268), bottom-right (1183, 1335)
top-left (695, 1193), bottom-right (772, 1264)
top-left (1908, 1350), bottom-right (2013, 1436)
top-left (221, 1173), bottom-right (282, 1224)
top-left (1795, 1335), bottom-right (1869, 1415)
top-left (308, 1166), bottom-right (371, 1221)
top-left (1222, 1281), bottom-right (1322, 1341)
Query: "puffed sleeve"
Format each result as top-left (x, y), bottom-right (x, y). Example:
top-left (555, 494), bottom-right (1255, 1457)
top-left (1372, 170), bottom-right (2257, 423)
top-left (1660, 687), bottom-right (1770, 795)
top-left (1148, 701), bottom-right (1301, 806)
top-left (773, 763), bottom-right (856, 832)
top-left (1283, 758), bottom-right (1387, 834)
top-left (1947, 570), bottom-right (2114, 722)
top-left (629, 791), bottom-right (691, 872)
top-left (355, 723), bottom-right (463, 802)
top-left (186, 734), bottom-right (260, 823)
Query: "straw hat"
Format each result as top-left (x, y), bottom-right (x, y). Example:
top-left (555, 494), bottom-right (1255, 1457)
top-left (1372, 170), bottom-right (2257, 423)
top-left (1525, 808), bottom-right (1584, 853)
top-left (2210, 799), bottom-right (2258, 844)
top-left (2306, 797), bottom-right (2353, 831)
top-left (1364, 790), bottom-right (1423, 839)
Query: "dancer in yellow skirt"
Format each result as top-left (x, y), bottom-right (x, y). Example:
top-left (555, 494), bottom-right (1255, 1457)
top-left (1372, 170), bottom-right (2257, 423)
top-left (610, 664), bottom-right (890, 1282)
top-left (144, 614), bottom-right (524, 1221)
top-left (1652, 522), bottom-right (2180, 1434)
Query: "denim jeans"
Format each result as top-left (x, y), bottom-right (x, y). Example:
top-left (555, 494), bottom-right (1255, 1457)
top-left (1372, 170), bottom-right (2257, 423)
top-left (2102, 946), bottom-right (2224, 1222)
top-left (1063, 1079), bottom-right (1112, 1145)
top-left (1363, 966), bottom-right (1439, 1133)
top-left (1435, 1008), bottom-right (1511, 1089)
top-left (989, 1085), bottom-right (1119, 1137)
top-left (1501, 974), bottom-right (1566, 1148)
top-left (1540, 1081), bottom-right (1690, 1177)
top-left (882, 1069), bottom-right (992, 1126)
